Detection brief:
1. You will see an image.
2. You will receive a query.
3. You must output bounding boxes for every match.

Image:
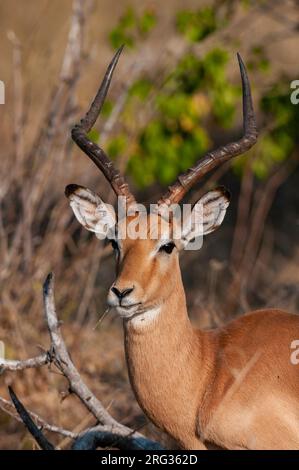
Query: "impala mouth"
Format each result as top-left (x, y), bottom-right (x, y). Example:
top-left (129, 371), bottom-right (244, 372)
top-left (119, 304), bottom-right (140, 310)
top-left (114, 303), bottom-right (142, 317)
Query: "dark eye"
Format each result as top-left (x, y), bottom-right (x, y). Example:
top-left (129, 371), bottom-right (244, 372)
top-left (110, 239), bottom-right (119, 251)
top-left (159, 242), bottom-right (175, 254)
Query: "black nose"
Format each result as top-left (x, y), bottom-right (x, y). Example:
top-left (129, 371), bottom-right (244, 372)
top-left (111, 286), bottom-right (134, 300)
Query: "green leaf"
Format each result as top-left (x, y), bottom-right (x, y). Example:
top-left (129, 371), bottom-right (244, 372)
top-left (176, 7), bottom-right (219, 43)
top-left (87, 129), bottom-right (99, 143)
top-left (109, 29), bottom-right (134, 50)
top-left (108, 7), bottom-right (156, 51)
top-left (119, 7), bottom-right (136, 29)
top-left (107, 135), bottom-right (128, 158)
top-left (129, 78), bottom-right (153, 100)
top-left (139, 11), bottom-right (157, 35)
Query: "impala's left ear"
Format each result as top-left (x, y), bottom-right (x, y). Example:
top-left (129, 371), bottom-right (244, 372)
top-left (179, 187), bottom-right (230, 249)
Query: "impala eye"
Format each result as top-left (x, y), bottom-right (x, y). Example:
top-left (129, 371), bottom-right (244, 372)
top-left (110, 239), bottom-right (119, 251)
top-left (159, 242), bottom-right (175, 254)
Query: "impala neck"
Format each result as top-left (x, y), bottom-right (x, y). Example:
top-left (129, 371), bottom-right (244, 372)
top-left (125, 274), bottom-right (192, 337)
top-left (123, 268), bottom-right (212, 447)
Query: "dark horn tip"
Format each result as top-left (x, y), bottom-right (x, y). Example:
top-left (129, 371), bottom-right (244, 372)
top-left (114, 44), bottom-right (125, 61)
top-left (43, 272), bottom-right (54, 296)
top-left (65, 184), bottom-right (82, 198)
top-left (216, 185), bottom-right (231, 203)
top-left (236, 52), bottom-right (243, 63)
top-left (236, 52), bottom-right (247, 73)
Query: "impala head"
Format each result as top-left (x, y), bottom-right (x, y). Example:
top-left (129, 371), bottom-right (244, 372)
top-left (66, 185), bottom-right (230, 319)
top-left (66, 46), bottom-right (257, 321)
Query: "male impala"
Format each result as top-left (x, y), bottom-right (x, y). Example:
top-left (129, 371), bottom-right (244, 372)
top-left (66, 47), bottom-right (299, 450)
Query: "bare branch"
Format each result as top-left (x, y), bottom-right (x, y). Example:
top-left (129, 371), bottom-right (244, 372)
top-left (0, 392), bottom-right (164, 450)
top-left (43, 273), bottom-right (162, 449)
top-left (7, 30), bottom-right (24, 169)
top-left (0, 353), bottom-right (50, 372)
top-left (0, 396), bottom-right (77, 439)
top-left (0, 273), bottom-right (163, 450)
top-left (43, 272), bottom-right (123, 428)
top-left (60, 0), bottom-right (85, 83)
top-left (28, 0), bottom-right (86, 164)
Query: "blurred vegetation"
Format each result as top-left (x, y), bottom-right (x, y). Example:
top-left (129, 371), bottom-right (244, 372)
top-left (109, 7), bottom-right (157, 50)
top-left (93, 4), bottom-right (299, 186)
top-left (176, 6), bottom-right (223, 42)
top-left (255, 85), bottom-right (299, 177)
top-left (127, 49), bottom-right (240, 186)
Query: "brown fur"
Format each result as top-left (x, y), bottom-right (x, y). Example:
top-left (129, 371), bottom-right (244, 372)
top-left (68, 194), bottom-right (299, 449)
top-left (115, 218), bottom-right (299, 450)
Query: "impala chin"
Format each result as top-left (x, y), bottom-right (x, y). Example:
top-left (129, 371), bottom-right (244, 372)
top-left (128, 306), bottom-right (161, 327)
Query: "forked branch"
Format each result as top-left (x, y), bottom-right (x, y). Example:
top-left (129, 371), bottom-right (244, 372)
top-left (0, 274), bottom-right (163, 450)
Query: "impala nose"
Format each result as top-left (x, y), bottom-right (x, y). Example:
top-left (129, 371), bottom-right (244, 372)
top-left (111, 286), bottom-right (134, 300)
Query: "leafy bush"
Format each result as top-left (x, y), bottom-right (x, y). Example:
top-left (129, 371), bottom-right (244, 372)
top-left (176, 7), bottom-right (220, 42)
top-left (104, 5), bottom-right (297, 186)
top-left (109, 7), bottom-right (157, 50)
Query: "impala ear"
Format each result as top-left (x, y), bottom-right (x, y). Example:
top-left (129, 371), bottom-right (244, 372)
top-left (179, 187), bottom-right (230, 249)
top-left (65, 184), bottom-right (116, 239)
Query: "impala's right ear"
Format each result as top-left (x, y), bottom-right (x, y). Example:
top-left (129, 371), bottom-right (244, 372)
top-left (65, 184), bottom-right (116, 239)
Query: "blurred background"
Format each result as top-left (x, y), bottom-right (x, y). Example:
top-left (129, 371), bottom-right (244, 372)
top-left (0, 0), bottom-right (298, 449)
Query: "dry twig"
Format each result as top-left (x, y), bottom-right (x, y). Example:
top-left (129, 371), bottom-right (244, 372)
top-left (0, 273), bottom-right (163, 450)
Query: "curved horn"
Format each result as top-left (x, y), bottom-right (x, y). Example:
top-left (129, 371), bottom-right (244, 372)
top-left (158, 53), bottom-right (258, 206)
top-left (71, 46), bottom-right (136, 206)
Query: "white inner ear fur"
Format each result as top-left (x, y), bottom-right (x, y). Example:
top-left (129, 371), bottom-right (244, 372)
top-left (179, 188), bottom-right (230, 249)
top-left (67, 186), bottom-right (116, 239)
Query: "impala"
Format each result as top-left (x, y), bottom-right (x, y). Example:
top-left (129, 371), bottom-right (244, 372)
top-left (65, 47), bottom-right (299, 450)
